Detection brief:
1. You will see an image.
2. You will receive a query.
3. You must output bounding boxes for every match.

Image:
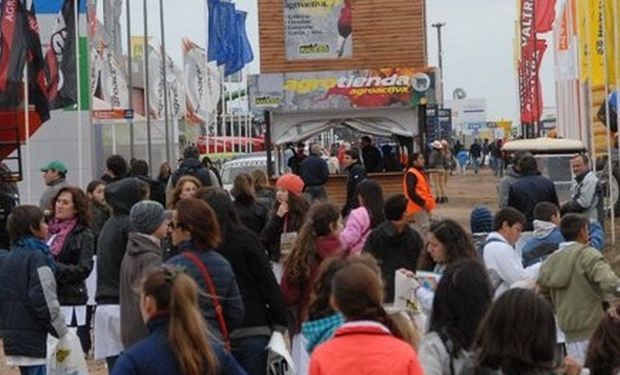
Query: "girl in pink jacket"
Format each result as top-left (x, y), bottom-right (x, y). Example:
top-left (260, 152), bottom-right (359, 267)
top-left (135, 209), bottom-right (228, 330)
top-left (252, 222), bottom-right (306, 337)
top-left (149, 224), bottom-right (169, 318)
top-left (339, 180), bottom-right (384, 254)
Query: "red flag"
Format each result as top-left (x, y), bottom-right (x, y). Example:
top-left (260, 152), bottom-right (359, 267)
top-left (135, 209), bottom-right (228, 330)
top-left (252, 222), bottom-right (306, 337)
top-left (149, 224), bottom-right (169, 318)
top-left (535, 0), bottom-right (557, 33)
top-left (0, 0), bottom-right (29, 108)
top-left (520, 39), bottom-right (547, 123)
top-left (23, 2), bottom-right (50, 122)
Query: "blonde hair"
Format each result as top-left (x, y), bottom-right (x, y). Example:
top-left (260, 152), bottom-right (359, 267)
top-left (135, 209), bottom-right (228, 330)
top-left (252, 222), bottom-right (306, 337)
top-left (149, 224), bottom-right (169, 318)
top-left (388, 310), bottom-right (421, 350)
top-left (170, 175), bottom-right (202, 209)
top-left (142, 266), bottom-right (218, 375)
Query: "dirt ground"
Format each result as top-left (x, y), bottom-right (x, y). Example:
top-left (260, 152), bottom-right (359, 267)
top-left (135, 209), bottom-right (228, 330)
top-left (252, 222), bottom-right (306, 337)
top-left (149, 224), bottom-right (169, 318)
top-left (0, 168), bottom-right (617, 374)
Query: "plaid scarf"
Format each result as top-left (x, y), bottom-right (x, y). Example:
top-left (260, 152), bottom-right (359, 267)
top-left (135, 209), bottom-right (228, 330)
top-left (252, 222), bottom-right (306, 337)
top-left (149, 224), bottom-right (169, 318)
top-left (301, 313), bottom-right (344, 354)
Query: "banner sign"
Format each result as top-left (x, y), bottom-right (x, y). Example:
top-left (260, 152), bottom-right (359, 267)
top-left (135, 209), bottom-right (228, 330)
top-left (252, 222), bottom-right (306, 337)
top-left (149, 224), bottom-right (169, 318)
top-left (248, 68), bottom-right (437, 112)
top-left (519, 0), bottom-right (547, 124)
top-left (284, 0), bottom-right (352, 60)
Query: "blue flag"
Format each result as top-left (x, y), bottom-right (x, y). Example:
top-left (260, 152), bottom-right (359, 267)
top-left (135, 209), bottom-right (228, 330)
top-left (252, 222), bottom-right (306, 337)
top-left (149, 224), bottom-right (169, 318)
top-left (33, 0), bottom-right (86, 14)
top-left (225, 10), bottom-right (253, 76)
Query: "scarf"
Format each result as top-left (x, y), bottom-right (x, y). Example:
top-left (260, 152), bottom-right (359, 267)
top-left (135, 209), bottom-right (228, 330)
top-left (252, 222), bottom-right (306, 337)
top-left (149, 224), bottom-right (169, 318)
top-left (48, 217), bottom-right (78, 256)
top-left (14, 236), bottom-right (56, 272)
top-left (301, 313), bottom-right (344, 354)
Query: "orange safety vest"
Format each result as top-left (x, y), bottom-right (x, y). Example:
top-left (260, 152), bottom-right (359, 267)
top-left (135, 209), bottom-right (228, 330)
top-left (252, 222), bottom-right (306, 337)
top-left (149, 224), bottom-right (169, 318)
top-left (403, 167), bottom-right (436, 215)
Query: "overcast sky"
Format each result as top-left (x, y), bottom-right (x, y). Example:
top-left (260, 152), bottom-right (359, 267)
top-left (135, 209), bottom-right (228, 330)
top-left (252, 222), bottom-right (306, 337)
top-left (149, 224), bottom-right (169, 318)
top-left (126, 0), bottom-right (556, 125)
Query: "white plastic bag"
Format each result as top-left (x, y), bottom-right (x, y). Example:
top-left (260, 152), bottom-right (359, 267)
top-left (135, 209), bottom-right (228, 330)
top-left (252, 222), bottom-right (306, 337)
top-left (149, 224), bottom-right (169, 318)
top-left (267, 331), bottom-right (295, 375)
top-left (47, 329), bottom-right (89, 375)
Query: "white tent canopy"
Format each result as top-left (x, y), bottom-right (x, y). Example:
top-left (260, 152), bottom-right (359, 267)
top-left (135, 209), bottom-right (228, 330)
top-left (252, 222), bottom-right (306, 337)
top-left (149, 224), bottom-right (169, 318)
top-left (271, 107), bottom-right (418, 145)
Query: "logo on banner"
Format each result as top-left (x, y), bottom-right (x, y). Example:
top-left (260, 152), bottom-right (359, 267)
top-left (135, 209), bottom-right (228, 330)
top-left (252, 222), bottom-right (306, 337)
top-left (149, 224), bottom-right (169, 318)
top-left (412, 73), bottom-right (431, 92)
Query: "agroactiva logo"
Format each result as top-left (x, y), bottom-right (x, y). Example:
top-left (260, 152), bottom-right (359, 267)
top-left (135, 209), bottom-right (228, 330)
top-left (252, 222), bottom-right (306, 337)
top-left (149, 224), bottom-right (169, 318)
top-left (336, 74), bottom-right (411, 89)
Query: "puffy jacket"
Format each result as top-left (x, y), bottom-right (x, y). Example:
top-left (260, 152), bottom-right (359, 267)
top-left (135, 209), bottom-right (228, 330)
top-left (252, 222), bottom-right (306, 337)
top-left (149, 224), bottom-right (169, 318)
top-left (300, 154), bottom-right (329, 187)
top-left (112, 314), bottom-right (247, 375)
top-left (167, 244), bottom-right (244, 340)
top-left (215, 224), bottom-right (288, 338)
top-left (0, 237), bottom-right (68, 358)
top-left (339, 206), bottom-right (371, 255)
top-left (508, 173), bottom-right (559, 230)
top-left (170, 158), bottom-right (212, 187)
top-left (96, 178), bottom-right (143, 305)
top-left (309, 321), bottom-right (423, 375)
top-left (120, 233), bottom-right (163, 349)
top-left (54, 224), bottom-right (95, 306)
top-left (538, 242), bottom-right (620, 342)
top-left (342, 162), bottom-right (367, 217)
top-left (233, 200), bottom-right (268, 236)
top-left (363, 221), bottom-right (424, 303)
top-left (521, 220), bottom-right (565, 266)
top-left (571, 170), bottom-right (601, 222)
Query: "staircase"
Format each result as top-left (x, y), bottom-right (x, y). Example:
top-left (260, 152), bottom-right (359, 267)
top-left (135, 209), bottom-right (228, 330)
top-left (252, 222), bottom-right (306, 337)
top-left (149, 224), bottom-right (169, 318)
top-left (0, 108), bottom-right (44, 181)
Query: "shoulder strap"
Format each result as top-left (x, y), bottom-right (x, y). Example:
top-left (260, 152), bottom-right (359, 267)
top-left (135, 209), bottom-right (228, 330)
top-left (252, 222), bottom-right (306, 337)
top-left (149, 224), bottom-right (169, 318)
top-left (181, 252), bottom-right (231, 350)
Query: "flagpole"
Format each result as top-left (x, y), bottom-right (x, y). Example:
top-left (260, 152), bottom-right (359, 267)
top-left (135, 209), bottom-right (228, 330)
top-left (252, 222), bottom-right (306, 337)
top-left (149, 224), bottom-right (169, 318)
top-left (23, 65), bottom-right (32, 204)
top-left (159, 0), bottom-right (170, 163)
top-left (74, 0), bottom-right (83, 188)
top-left (143, 0), bottom-right (152, 169)
top-left (601, 0), bottom-right (616, 243)
top-left (125, 0), bottom-right (135, 159)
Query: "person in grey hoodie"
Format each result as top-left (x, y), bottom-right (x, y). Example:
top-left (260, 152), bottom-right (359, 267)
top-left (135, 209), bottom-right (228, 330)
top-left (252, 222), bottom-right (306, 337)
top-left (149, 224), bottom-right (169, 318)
top-left (521, 202), bottom-right (565, 267)
top-left (120, 201), bottom-right (169, 349)
top-left (497, 151), bottom-right (530, 208)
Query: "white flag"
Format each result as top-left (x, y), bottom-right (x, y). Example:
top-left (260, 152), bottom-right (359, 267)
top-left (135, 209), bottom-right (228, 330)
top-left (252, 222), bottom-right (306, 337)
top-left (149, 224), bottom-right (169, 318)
top-left (183, 39), bottom-right (220, 125)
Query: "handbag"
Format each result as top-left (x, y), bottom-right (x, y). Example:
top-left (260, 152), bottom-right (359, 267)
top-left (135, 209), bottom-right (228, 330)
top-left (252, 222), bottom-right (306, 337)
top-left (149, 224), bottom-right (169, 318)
top-left (182, 252), bottom-right (231, 350)
top-left (267, 331), bottom-right (296, 375)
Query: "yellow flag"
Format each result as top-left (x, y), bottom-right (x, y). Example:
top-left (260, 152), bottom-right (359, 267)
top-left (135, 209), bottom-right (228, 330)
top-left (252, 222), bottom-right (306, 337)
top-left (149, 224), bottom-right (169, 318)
top-left (577, 0), bottom-right (591, 81)
top-left (590, 0), bottom-right (605, 86)
top-left (603, 0), bottom-right (619, 86)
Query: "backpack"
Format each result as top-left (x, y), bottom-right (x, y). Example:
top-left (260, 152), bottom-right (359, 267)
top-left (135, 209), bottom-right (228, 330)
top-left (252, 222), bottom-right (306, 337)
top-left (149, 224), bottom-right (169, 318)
top-left (475, 236), bottom-right (505, 292)
top-left (171, 162), bottom-right (211, 188)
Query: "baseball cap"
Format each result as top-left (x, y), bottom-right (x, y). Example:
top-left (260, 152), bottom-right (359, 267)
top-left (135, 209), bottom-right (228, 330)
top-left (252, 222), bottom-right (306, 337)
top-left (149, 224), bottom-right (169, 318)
top-left (40, 160), bottom-right (67, 174)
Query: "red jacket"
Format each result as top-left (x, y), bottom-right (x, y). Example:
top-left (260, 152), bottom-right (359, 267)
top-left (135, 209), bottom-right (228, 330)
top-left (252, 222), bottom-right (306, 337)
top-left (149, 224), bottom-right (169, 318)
top-left (309, 321), bottom-right (423, 375)
top-left (281, 235), bottom-right (343, 332)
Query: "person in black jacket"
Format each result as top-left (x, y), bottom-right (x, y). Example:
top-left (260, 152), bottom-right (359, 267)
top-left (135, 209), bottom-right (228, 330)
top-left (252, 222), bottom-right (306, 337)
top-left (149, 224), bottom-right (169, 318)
top-left (469, 139), bottom-right (482, 174)
top-left (0, 163), bottom-right (19, 250)
top-left (363, 194), bottom-right (423, 303)
top-left (170, 146), bottom-right (213, 188)
top-left (341, 148), bottom-right (367, 217)
top-left (101, 154), bottom-right (129, 183)
top-left (48, 187), bottom-right (94, 354)
top-left (198, 188), bottom-right (288, 375)
top-left (288, 142), bottom-right (307, 176)
top-left (230, 174), bottom-right (268, 236)
top-left (95, 177), bottom-right (143, 369)
top-left (166, 198), bottom-right (244, 342)
top-left (507, 155), bottom-right (559, 231)
top-left (130, 159), bottom-right (166, 207)
top-left (0, 205), bottom-right (68, 374)
top-left (361, 135), bottom-right (383, 173)
top-left (299, 144), bottom-right (329, 201)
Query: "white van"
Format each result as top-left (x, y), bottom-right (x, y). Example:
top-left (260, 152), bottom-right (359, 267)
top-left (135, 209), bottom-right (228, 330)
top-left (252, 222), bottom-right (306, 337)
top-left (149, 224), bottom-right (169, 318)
top-left (220, 153), bottom-right (268, 191)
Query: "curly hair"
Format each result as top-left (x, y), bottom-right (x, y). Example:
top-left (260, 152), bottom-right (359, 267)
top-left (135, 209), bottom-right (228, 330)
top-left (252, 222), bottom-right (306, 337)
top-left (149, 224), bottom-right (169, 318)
top-left (170, 175), bottom-right (202, 209)
top-left (52, 186), bottom-right (91, 226)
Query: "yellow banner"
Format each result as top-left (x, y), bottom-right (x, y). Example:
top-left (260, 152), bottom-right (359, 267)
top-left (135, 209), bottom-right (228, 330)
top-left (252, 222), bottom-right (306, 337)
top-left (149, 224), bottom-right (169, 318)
top-left (590, 0), bottom-right (605, 85)
top-left (603, 0), bottom-right (619, 85)
top-left (577, 0), bottom-right (591, 81)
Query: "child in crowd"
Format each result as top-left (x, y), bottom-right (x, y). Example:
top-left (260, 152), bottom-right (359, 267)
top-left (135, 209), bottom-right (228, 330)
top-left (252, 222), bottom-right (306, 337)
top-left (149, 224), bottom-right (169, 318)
top-left (339, 179), bottom-right (385, 255)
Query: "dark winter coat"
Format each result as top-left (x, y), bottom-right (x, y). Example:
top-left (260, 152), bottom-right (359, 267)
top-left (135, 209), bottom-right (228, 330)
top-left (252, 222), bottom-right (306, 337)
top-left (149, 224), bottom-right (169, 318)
top-left (508, 172), bottom-right (559, 231)
top-left (255, 187), bottom-right (276, 212)
top-left (0, 238), bottom-right (68, 358)
top-left (300, 154), bottom-right (329, 187)
top-left (216, 225), bottom-right (288, 338)
top-left (89, 200), bottom-right (110, 250)
top-left (363, 221), bottom-right (424, 303)
top-left (96, 178), bottom-right (144, 305)
top-left (111, 314), bottom-right (247, 375)
top-left (342, 162), bottom-right (367, 217)
top-left (54, 224), bottom-right (95, 306)
top-left (362, 145), bottom-right (383, 173)
top-left (120, 233), bottom-right (163, 349)
top-left (0, 187), bottom-right (18, 249)
top-left (166, 243), bottom-right (244, 340)
top-left (170, 158), bottom-right (212, 187)
top-left (233, 200), bottom-right (268, 236)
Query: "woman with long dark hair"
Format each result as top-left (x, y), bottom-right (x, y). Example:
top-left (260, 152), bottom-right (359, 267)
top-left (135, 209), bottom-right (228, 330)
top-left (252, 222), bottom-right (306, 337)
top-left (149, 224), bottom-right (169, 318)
top-left (339, 179), bottom-right (384, 255)
top-left (112, 266), bottom-right (246, 375)
top-left (462, 289), bottom-right (582, 375)
top-left (281, 202), bottom-right (345, 374)
top-left (309, 263), bottom-right (423, 374)
top-left (585, 306), bottom-right (620, 375)
top-left (260, 174), bottom-right (309, 262)
top-left (230, 173), bottom-right (268, 236)
top-left (166, 198), bottom-right (244, 344)
top-left (251, 169), bottom-right (276, 212)
top-left (419, 260), bottom-right (493, 375)
top-left (197, 188), bottom-right (287, 375)
top-left (48, 186), bottom-right (94, 354)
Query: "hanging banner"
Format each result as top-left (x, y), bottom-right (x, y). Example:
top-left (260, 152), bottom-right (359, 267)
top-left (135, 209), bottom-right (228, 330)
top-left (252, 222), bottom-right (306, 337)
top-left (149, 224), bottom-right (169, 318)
top-left (183, 39), bottom-right (220, 125)
top-left (90, 42), bottom-right (131, 121)
top-left (165, 53), bottom-right (185, 120)
top-left (284, 0), bottom-right (352, 60)
top-left (519, 39), bottom-right (547, 124)
top-left (535, 0), bottom-right (557, 33)
top-left (248, 67), bottom-right (437, 112)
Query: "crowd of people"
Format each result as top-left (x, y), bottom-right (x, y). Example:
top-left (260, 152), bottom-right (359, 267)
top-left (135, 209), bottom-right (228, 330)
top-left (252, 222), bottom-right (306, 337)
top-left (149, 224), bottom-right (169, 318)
top-left (0, 140), bottom-right (618, 375)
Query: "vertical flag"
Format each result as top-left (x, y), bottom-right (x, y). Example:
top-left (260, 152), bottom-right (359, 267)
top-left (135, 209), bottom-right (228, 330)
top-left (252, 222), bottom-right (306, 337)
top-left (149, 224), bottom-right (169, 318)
top-left (147, 44), bottom-right (163, 119)
top-left (0, 0), bottom-right (29, 108)
top-left (535, 0), bottom-right (557, 33)
top-left (224, 10), bottom-right (254, 76)
top-left (44, 0), bottom-right (78, 109)
top-left (184, 38), bottom-right (220, 125)
top-left (23, 1), bottom-right (50, 122)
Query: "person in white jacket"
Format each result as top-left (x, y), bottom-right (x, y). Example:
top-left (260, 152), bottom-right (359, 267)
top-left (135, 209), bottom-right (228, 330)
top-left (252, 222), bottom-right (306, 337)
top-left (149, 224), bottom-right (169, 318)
top-left (482, 207), bottom-right (528, 298)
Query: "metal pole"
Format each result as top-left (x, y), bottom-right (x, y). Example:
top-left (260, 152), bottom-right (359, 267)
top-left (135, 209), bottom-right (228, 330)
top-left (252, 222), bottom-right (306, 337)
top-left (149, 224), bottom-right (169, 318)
top-left (143, 0), bottom-right (152, 168)
top-left (431, 22), bottom-right (445, 108)
top-left (125, 0), bottom-right (135, 159)
top-left (74, 0), bottom-right (83, 188)
top-left (159, 0), bottom-right (170, 162)
top-left (265, 110), bottom-right (274, 178)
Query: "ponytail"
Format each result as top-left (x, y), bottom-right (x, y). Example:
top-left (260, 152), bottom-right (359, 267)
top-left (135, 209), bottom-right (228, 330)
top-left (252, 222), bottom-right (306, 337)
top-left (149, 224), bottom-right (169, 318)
top-left (142, 266), bottom-right (219, 375)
